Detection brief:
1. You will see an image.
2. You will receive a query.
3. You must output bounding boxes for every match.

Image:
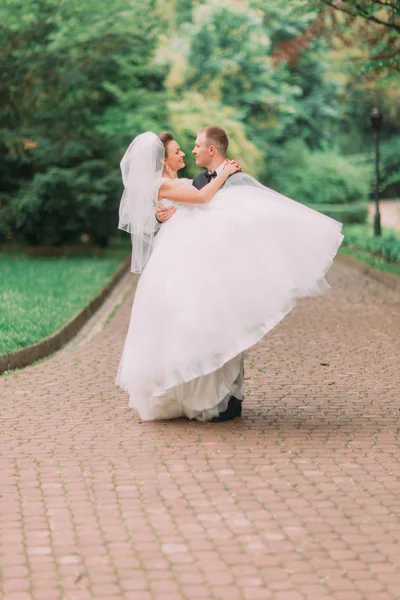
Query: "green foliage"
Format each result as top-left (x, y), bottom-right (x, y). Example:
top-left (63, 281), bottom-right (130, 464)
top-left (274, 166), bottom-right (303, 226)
top-left (0, 0), bottom-right (398, 249)
top-left (0, 255), bottom-right (122, 354)
top-left (343, 223), bottom-right (400, 263)
top-left (266, 140), bottom-right (370, 206)
top-left (305, 0), bottom-right (400, 76)
top-left (338, 138), bottom-right (400, 199)
top-left (0, 0), bottom-right (165, 245)
top-left (174, 0), bottom-right (196, 26)
top-left (9, 163), bottom-right (120, 246)
top-left (316, 0), bottom-right (400, 33)
top-left (163, 0), bottom-right (302, 151)
top-left (380, 138), bottom-right (400, 197)
top-left (309, 202), bottom-right (368, 224)
top-left (340, 247), bottom-right (400, 275)
top-left (252, 1), bottom-right (346, 149)
top-left (0, 201), bottom-right (11, 243)
top-left (168, 93), bottom-right (263, 177)
top-left (279, 39), bottom-right (344, 148)
top-left (186, 3), bottom-right (299, 122)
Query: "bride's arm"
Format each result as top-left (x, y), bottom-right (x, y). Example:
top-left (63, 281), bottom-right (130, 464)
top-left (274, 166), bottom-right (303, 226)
top-left (159, 161), bottom-right (240, 205)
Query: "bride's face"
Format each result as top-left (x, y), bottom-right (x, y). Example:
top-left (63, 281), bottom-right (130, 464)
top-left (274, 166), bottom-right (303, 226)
top-left (165, 140), bottom-right (185, 172)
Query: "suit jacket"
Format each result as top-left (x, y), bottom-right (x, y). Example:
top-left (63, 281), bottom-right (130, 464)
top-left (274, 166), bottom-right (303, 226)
top-left (192, 170), bottom-right (210, 190)
top-left (192, 169), bottom-right (240, 190)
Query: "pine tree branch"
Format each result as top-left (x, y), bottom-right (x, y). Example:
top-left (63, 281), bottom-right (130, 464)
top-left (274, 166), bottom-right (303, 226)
top-left (373, 0), bottom-right (399, 10)
top-left (319, 0), bottom-right (400, 32)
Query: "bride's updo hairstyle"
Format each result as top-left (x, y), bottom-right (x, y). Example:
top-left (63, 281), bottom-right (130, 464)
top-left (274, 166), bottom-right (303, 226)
top-left (158, 131), bottom-right (174, 156)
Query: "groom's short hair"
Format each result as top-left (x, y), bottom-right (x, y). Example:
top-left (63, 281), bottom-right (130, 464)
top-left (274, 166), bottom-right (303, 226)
top-left (200, 126), bottom-right (229, 157)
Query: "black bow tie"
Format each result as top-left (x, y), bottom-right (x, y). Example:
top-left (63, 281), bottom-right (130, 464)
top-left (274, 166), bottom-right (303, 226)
top-left (205, 170), bottom-right (217, 183)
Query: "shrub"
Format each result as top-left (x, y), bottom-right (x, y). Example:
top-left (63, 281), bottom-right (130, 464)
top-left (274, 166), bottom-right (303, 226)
top-left (0, 198), bottom-right (12, 243)
top-left (344, 138), bottom-right (400, 200)
top-left (307, 202), bottom-right (368, 224)
top-left (267, 140), bottom-right (370, 206)
top-left (380, 138), bottom-right (400, 198)
top-left (1, 0), bottom-right (163, 248)
top-left (343, 224), bottom-right (400, 263)
top-left (9, 162), bottom-right (121, 247)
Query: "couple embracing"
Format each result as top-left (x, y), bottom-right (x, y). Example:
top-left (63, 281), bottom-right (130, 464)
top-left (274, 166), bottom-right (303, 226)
top-left (116, 127), bottom-right (344, 423)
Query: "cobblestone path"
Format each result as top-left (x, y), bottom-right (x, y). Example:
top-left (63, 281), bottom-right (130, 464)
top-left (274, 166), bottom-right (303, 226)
top-left (1, 258), bottom-right (399, 600)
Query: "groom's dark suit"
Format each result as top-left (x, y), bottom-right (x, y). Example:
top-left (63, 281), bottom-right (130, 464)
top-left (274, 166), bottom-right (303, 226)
top-left (192, 167), bottom-right (244, 422)
top-left (192, 169), bottom-right (240, 190)
top-left (192, 170), bottom-right (213, 190)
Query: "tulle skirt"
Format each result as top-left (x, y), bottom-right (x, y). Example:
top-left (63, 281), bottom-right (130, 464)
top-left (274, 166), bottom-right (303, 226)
top-left (116, 184), bottom-right (343, 420)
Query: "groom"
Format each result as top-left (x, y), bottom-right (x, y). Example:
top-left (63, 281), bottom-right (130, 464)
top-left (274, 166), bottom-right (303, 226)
top-left (156, 126), bottom-right (241, 222)
top-left (156, 126), bottom-right (244, 422)
top-left (192, 126), bottom-right (238, 189)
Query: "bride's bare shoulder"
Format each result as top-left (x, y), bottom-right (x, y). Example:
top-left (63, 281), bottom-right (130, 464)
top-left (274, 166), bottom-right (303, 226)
top-left (159, 178), bottom-right (193, 193)
top-left (159, 178), bottom-right (180, 189)
top-left (160, 177), bottom-right (192, 185)
top-left (158, 178), bottom-right (183, 200)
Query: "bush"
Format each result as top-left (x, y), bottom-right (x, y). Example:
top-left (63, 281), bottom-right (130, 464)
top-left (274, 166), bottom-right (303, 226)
top-left (344, 138), bottom-right (400, 200)
top-left (1, 0), bottom-right (163, 248)
top-left (380, 138), bottom-right (400, 198)
top-left (307, 202), bottom-right (368, 224)
top-left (9, 162), bottom-right (121, 246)
top-left (267, 140), bottom-right (370, 206)
top-left (0, 197), bottom-right (12, 243)
top-left (343, 224), bottom-right (400, 263)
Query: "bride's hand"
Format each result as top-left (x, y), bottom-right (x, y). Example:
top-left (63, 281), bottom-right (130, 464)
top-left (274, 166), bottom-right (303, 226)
top-left (223, 159), bottom-right (242, 176)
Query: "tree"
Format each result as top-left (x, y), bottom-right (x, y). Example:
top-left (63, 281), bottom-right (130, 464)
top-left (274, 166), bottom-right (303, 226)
top-left (317, 0), bottom-right (400, 32)
top-left (168, 92), bottom-right (263, 176)
top-left (158, 0), bottom-right (303, 181)
top-left (234, 0), bottom-right (346, 157)
top-left (0, 0), bottom-right (167, 244)
top-left (304, 0), bottom-right (400, 73)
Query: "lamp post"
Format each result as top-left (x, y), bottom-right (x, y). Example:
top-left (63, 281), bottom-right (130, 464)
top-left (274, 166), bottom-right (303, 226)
top-left (370, 107), bottom-right (382, 236)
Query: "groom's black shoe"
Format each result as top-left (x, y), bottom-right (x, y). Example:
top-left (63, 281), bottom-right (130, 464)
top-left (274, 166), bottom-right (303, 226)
top-left (211, 396), bottom-right (242, 422)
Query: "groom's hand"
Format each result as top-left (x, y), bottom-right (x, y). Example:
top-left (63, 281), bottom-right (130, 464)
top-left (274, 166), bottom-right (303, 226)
top-left (156, 202), bottom-right (176, 224)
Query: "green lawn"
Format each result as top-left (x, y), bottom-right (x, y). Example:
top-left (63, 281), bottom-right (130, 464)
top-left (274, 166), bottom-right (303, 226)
top-left (339, 246), bottom-right (400, 276)
top-left (340, 222), bottom-right (400, 276)
top-left (2, 222), bottom-right (398, 356)
top-left (0, 254), bottom-right (126, 354)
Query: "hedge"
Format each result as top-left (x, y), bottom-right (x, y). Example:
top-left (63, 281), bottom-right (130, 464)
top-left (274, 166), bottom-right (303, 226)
top-left (307, 202), bottom-right (368, 224)
top-left (343, 224), bottom-right (400, 263)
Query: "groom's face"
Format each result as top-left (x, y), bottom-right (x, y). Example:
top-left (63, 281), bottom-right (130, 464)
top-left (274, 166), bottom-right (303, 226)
top-left (192, 133), bottom-right (212, 169)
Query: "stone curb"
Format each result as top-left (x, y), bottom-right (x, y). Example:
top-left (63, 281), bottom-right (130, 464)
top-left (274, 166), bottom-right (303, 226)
top-left (0, 255), bottom-right (131, 375)
top-left (1, 252), bottom-right (397, 376)
top-left (337, 252), bottom-right (400, 292)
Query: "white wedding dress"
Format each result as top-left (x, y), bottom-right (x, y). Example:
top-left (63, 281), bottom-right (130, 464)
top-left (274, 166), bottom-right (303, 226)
top-left (116, 176), bottom-right (343, 421)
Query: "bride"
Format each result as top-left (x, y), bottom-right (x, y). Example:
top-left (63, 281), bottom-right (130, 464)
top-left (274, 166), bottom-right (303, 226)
top-left (116, 131), bottom-right (343, 422)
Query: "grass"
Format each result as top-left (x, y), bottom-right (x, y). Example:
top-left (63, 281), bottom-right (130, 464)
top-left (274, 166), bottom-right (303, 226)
top-left (340, 221), bottom-right (400, 276)
top-left (2, 235), bottom-right (131, 260)
top-left (2, 218), bottom-right (398, 356)
top-left (0, 238), bottom-right (130, 354)
top-left (339, 246), bottom-right (400, 276)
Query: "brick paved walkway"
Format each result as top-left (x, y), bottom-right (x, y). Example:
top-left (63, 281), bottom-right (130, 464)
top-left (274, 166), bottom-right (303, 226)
top-left (1, 258), bottom-right (399, 600)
